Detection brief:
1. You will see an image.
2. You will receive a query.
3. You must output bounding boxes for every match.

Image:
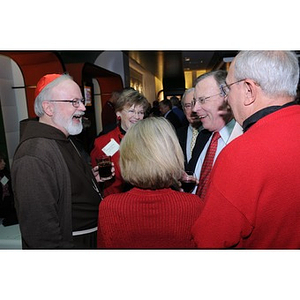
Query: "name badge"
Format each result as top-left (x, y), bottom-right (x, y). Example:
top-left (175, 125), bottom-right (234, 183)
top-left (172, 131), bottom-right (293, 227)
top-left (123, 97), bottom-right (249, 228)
top-left (102, 138), bottom-right (120, 157)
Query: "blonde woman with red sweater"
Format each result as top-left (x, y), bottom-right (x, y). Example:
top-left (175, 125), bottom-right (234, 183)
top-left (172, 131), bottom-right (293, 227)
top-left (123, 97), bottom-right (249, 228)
top-left (97, 117), bottom-right (203, 248)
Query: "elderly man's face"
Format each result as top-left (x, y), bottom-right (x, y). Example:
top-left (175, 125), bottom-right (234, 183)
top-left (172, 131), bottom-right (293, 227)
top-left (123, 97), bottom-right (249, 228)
top-left (50, 79), bottom-right (86, 136)
top-left (192, 76), bottom-right (228, 132)
top-left (182, 92), bottom-right (201, 128)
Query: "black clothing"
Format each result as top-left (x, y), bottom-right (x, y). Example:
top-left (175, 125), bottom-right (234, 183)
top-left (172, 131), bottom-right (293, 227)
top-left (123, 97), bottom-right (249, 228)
top-left (165, 110), bottom-right (182, 129)
top-left (177, 126), bottom-right (212, 172)
top-left (0, 168), bottom-right (18, 226)
top-left (243, 101), bottom-right (298, 132)
top-left (12, 119), bottom-right (102, 248)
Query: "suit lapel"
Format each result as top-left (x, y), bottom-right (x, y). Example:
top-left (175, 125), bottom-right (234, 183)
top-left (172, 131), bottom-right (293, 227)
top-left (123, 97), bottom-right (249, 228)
top-left (176, 126), bottom-right (188, 163)
top-left (186, 129), bottom-right (212, 172)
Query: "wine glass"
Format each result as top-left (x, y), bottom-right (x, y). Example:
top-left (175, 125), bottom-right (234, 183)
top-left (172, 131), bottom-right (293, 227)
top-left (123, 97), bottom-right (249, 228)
top-left (180, 170), bottom-right (197, 193)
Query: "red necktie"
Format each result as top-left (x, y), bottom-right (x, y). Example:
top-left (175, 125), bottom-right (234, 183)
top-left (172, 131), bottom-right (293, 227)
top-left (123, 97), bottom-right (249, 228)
top-left (196, 131), bottom-right (220, 199)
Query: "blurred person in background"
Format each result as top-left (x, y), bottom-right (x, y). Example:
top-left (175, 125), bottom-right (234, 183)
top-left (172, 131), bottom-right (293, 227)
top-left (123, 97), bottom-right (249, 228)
top-left (170, 95), bottom-right (188, 127)
top-left (159, 99), bottom-right (182, 130)
top-left (176, 88), bottom-right (208, 168)
top-left (101, 90), bottom-right (121, 129)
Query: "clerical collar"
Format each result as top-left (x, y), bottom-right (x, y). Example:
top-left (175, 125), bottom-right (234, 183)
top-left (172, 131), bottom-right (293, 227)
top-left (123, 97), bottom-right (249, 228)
top-left (243, 101), bottom-right (297, 132)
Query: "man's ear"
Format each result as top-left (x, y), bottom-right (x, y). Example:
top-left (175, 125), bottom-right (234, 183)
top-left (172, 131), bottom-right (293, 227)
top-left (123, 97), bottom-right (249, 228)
top-left (243, 79), bottom-right (257, 106)
top-left (42, 101), bottom-right (54, 116)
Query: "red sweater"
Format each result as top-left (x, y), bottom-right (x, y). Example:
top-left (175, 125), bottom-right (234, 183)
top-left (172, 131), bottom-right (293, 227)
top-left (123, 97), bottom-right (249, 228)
top-left (192, 105), bottom-right (300, 249)
top-left (97, 188), bottom-right (203, 248)
top-left (90, 126), bottom-right (124, 197)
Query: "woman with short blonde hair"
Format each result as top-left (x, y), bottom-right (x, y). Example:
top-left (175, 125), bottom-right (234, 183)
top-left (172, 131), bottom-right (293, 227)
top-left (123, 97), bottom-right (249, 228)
top-left (97, 117), bottom-right (203, 249)
top-left (90, 88), bottom-right (149, 196)
top-left (120, 117), bottom-right (184, 189)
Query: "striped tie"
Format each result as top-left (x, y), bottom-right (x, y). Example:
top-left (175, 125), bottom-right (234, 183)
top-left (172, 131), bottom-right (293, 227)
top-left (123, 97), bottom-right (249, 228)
top-left (196, 131), bottom-right (220, 199)
top-left (190, 127), bottom-right (199, 156)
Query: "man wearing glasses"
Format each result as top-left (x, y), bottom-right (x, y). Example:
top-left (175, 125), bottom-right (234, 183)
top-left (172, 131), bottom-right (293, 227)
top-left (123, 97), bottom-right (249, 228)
top-left (11, 74), bottom-right (108, 249)
top-left (177, 88), bottom-right (203, 165)
top-left (192, 51), bottom-right (300, 249)
top-left (191, 70), bottom-right (243, 196)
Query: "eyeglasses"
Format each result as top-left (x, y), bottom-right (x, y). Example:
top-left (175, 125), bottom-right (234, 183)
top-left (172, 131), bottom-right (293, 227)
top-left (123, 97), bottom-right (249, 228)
top-left (220, 79), bottom-right (245, 97)
top-left (192, 88), bottom-right (226, 106)
top-left (123, 109), bottom-right (145, 116)
top-left (48, 98), bottom-right (85, 108)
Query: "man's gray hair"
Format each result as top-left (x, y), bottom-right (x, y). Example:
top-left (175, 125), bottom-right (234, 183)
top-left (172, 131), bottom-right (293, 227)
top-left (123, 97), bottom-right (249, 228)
top-left (34, 74), bottom-right (73, 117)
top-left (181, 88), bottom-right (194, 109)
top-left (194, 70), bottom-right (227, 88)
top-left (234, 51), bottom-right (299, 97)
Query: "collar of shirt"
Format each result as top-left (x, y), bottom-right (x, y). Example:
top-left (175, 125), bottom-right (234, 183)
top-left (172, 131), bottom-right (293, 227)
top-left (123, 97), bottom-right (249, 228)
top-left (243, 101), bottom-right (297, 132)
top-left (195, 118), bottom-right (236, 180)
top-left (164, 110), bottom-right (171, 118)
top-left (188, 124), bottom-right (203, 132)
top-left (219, 118), bottom-right (236, 144)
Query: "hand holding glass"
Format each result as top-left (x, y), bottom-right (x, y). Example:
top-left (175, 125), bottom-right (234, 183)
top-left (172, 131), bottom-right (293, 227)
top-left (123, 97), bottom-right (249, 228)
top-left (180, 171), bottom-right (197, 193)
top-left (96, 155), bottom-right (113, 180)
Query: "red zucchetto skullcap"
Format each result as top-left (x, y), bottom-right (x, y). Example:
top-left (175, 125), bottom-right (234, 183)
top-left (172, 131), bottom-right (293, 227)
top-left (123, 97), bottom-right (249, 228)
top-left (35, 74), bottom-right (61, 98)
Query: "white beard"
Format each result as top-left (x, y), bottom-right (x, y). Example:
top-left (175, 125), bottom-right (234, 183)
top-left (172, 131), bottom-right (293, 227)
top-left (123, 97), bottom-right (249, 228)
top-left (65, 120), bottom-right (83, 135)
top-left (53, 112), bottom-right (83, 136)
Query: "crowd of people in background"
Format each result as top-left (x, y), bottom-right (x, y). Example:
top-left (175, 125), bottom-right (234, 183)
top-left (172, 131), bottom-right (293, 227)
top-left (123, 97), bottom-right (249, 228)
top-left (4, 50), bottom-right (300, 249)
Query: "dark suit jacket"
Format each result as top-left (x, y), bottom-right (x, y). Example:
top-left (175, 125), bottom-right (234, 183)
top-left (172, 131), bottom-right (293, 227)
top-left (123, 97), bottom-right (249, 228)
top-left (177, 126), bottom-right (212, 172)
top-left (165, 110), bottom-right (182, 129)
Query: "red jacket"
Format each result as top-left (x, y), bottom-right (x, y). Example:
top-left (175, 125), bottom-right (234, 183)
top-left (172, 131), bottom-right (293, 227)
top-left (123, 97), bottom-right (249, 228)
top-left (91, 126), bottom-right (124, 197)
top-left (97, 187), bottom-right (204, 248)
top-left (192, 105), bottom-right (300, 249)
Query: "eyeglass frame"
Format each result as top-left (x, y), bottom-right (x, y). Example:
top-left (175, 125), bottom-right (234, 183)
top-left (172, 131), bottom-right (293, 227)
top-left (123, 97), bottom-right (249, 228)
top-left (220, 79), bottom-right (246, 97)
top-left (191, 87), bottom-right (227, 106)
top-left (123, 108), bottom-right (145, 116)
top-left (47, 98), bottom-right (86, 108)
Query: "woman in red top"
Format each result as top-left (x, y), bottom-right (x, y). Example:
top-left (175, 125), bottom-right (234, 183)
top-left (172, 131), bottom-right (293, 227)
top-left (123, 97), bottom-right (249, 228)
top-left (90, 89), bottom-right (149, 197)
top-left (97, 117), bottom-right (203, 249)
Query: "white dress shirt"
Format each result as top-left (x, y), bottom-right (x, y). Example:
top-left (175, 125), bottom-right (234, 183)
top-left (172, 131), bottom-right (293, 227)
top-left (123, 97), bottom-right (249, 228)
top-left (191, 119), bottom-right (242, 194)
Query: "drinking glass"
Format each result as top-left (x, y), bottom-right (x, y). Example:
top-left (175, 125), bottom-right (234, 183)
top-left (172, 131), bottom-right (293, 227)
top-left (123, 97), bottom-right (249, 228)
top-left (96, 155), bottom-right (112, 180)
top-left (180, 170), bottom-right (197, 193)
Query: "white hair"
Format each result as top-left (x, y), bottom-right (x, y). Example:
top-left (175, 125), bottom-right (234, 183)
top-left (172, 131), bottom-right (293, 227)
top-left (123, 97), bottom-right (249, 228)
top-left (234, 51), bottom-right (299, 97)
top-left (34, 74), bottom-right (73, 117)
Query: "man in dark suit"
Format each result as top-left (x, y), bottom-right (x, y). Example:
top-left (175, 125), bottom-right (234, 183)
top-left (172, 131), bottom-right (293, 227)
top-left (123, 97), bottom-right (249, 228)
top-left (176, 88), bottom-right (211, 173)
top-left (159, 99), bottom-right (182, 129)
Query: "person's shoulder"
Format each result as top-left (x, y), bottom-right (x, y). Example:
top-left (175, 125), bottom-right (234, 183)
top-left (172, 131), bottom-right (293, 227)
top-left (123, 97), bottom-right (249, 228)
top-left (17, 136), bottom-right (57, 154)
top-left (176, 124), bottom-right (188, 134)
top-left (13, 137), bottom-right (61, 170)
top-left (172, 190), bottom-right (201, 200)
top-left (100, 192), bottom-right (127, 205)
top-left (98, 123), bottom-right (117, 137)
top-left (170, 191), bottom-right (204, 209)
top-left (94, 125), bottom-right (119, 145)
